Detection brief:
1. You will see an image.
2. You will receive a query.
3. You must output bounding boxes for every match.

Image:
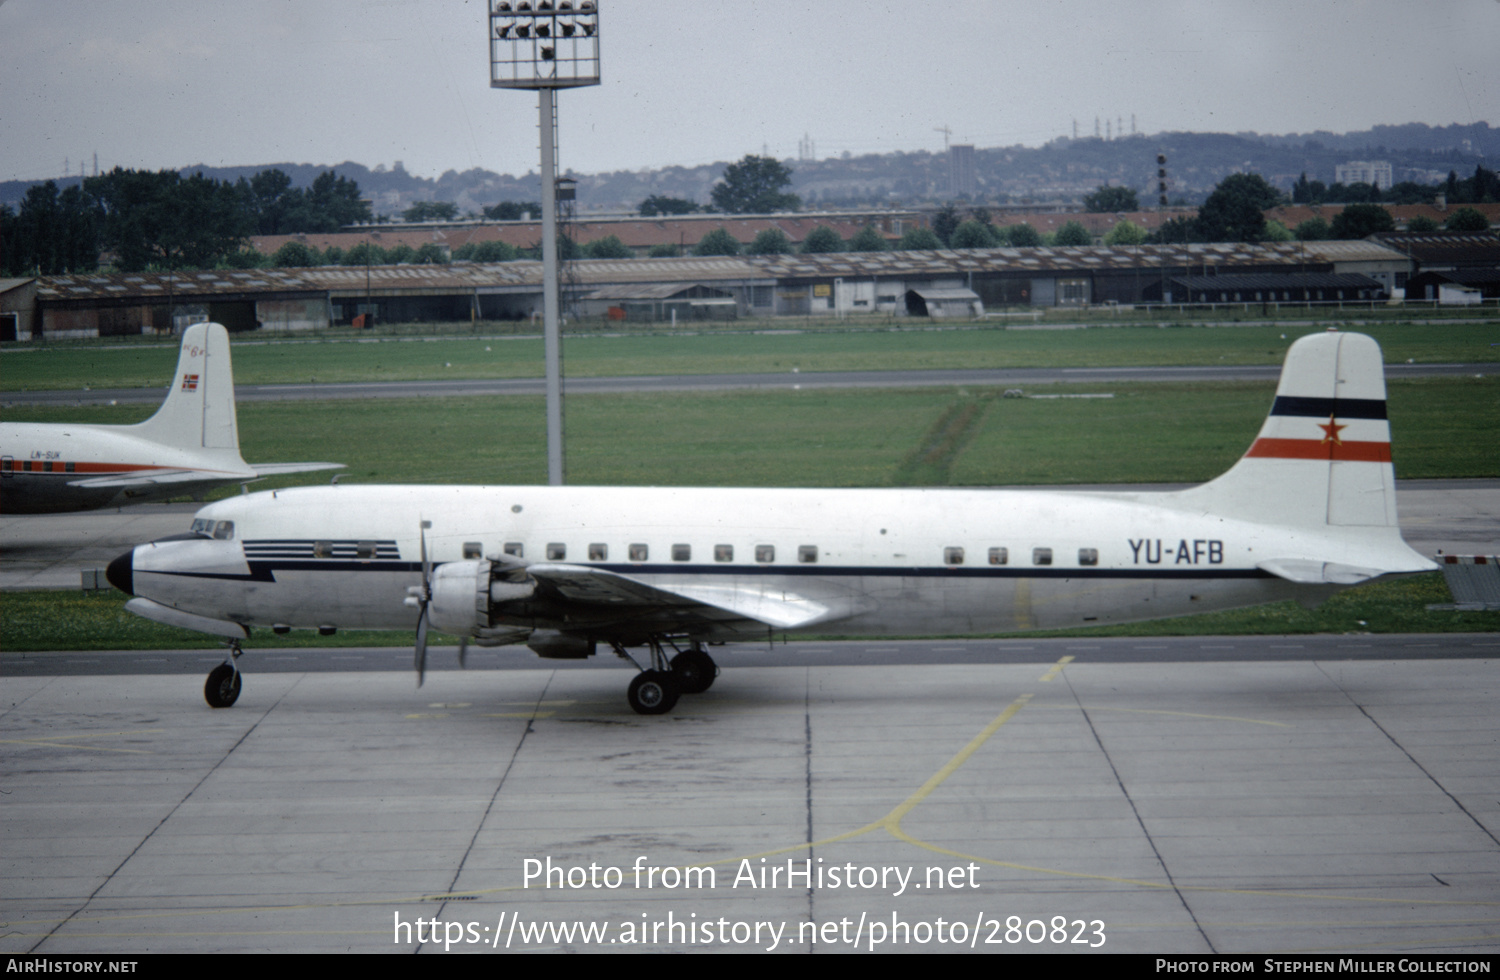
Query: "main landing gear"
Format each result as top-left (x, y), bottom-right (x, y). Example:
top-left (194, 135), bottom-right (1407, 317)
top-left (205, 640), bottom-right (244, 708)
top-left (612, 639), bottom-right (719, 715)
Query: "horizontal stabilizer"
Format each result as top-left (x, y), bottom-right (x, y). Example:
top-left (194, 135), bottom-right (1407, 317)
top-left (68, 469), bottom-right (245, 489)
top-left (250, 462), bottom-right (345, 477)
top-left (125, 597), bottom-right (249, 638)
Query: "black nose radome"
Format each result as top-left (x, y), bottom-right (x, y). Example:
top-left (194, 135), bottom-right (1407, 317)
top-left (106, 550), bottom-right (134, 596)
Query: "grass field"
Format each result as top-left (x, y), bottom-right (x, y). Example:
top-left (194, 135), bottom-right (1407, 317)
top-left (3, 319), bottom-right (1498, 390)
top-left (5, 376), bottom-right (1495, 489)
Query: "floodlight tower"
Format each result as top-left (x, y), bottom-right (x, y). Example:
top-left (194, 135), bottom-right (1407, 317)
top-left (490, 1), bottom-right (600, 485)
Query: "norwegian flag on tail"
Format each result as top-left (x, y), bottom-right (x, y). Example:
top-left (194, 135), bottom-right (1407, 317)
top-left (180, 374), bottom-right (199, 391)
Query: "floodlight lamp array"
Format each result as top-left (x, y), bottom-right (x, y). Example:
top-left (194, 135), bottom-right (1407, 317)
top-left (490, 0), bottom-right (600, 88)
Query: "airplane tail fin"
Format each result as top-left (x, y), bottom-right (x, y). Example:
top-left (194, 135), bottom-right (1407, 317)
top-left (1176, 329), bottom-right (1401, 530)
top-left (129, 322), bottom-right (243, 454)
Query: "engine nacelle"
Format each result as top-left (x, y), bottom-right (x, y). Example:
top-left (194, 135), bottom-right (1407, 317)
top-left (526, 629), bottom-right (596, 659)
top-left (427, 560), bottom-right (536, 636)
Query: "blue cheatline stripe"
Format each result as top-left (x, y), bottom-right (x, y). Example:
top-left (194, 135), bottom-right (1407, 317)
top-left (1271, 396), bottom-right (1386, 419)
top-left (155, 559), bottom-right (1271, 583)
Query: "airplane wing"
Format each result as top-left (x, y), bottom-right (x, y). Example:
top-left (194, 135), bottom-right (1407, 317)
top-left (524, 562), bottom-right (860, 633)
top-left (249, 462), bottom-right (345, 476)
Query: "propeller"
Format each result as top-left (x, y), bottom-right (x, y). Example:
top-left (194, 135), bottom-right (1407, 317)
top-left (404, 520), bottom-right (434, 686)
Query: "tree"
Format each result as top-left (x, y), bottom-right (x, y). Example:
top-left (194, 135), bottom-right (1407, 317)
top-left (709, 155), bottom-right (800, 214)
top-left (647, 243), bottom-right (681, 258)
top-left (693, 227), bottom-right (741, 256)
top-left (583, 234), bottom-right (634, 259)
top-left (85, 168), bottom-right (249, 271)
top-left (1196, 172), bottom-right (1282, 242)
top-left (402, 201), bottom-right (459, 223)
top-left (484, 201), bottom-right (540, 221)
top-left (1330, 203), bottom-right (1395, 239)
top-left (931, 203), bottom-right (961, 246)
top-left (950, 220), bottom-right (999, 249)
top-left (385, 243), bottom-right (417, 264)
top-left (638, 195), bottom-right (701, 216)
top-left (1002, 223), bottom-right (1042, 247)
top-left (1293, 217), bottom-right (1330, 241)
top-left (271, 240), bottom-right (318, 267)
top-left (847, 225), bottom-right (887, 251)
top-left (896, 227), bottom-right (941, 250)
top-left (10, 181), bottom-right (99, 275)
top-left (1083, 185), bottom-right (1139, 213)
top-left (343, 242), bottom-right (387, 265)
top-left (1262, 219), bottom-right (1294, 242)
top-left (1405, 215), bottom-right (1440, 233)
top-left (413, 243), bottom-right (449, 264)
top-left (800, 226), bottom-right (844, 253)
top-left (1103, 219), bottom-right (1147, 246)
top-left (1053, 221), bottom-right (1093, 246)
top-left (1443, 207), bottom-right (1490, 232)
top-left (747, 228), bottom-right (793, 255)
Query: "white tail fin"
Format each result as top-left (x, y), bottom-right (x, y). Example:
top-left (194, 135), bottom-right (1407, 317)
top-left (1177, 330), bottom-right (1397, 529)
top-left (129, 322), bottom-right (242, 453)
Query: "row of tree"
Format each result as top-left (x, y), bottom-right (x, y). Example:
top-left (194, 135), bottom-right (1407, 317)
top-left (1292, 165), bottom-right (1500, 206)
top-left (1, 167), bottom-right (371, 276)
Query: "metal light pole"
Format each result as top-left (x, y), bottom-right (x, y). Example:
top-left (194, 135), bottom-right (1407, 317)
top-left (490, 1), bottom-right (600, 486)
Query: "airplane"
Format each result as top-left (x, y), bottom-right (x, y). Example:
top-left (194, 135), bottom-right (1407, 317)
top-left (105, 329), bottom-right (1436, 715)
top-left (1, 322), bottom-right (341, 514)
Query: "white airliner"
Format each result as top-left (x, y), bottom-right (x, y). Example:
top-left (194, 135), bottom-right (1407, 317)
top-left (107, 330), bottom-right (1435, 714)
top-left (1, 322), bottom-right (341, 514)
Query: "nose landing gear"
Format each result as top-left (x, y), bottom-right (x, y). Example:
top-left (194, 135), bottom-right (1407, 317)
top-left (205, 640), bottom-right (244, 708)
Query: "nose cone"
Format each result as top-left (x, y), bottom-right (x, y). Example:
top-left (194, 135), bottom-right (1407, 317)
top-left (106, 549), bottom-right (135, 596)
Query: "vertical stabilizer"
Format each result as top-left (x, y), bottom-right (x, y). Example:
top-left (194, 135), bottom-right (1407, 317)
top-left (129, 322), bottom-right (241, 452)
top-left (1176, 330), bottom-right (1397, 528)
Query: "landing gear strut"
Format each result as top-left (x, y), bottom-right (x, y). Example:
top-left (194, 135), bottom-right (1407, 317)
top-left (205, 640), bottom-right (243, 708)
top-left (611, 638), bottom-right (718, 715)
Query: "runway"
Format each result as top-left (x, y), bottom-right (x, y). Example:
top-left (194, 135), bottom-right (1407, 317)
top-left (5, 361), bottom-right (1497, 406)
top-left (2, 649), bottom-right (1497, 954)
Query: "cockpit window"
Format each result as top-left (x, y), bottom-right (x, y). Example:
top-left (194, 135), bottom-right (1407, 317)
top-left (190, 518), bottom-right (214, 536)
top-left (213, 521), bottom-right (235, 540)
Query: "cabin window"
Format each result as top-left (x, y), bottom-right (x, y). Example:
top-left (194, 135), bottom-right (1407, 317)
top-left (944, 547), bottom-right (964, 566)
top-left (213, 521), bottom-right (235, 540)
top-left (798, 545), bottom-right (818, 564)
top-left (989, 547), bottom-right (1008, 565)
top-left (503, 542), bottom-right (524, 558)
top-left (1032, 547), bottom-right (1052, 566)
top-left (629, 543), bottom-right (648, 561)
top-left (463, 542), bottom-right (483, 559)
top-left (314, 540), bottom-right (332, 558)
top-left (65, 461), bottom-right (75, 472)
top-left (546, 543), bottom-right (566, 561)
top-left (714, 544), bottom-right (733, 562)
top-left (589, 543), bottom-right (607, 561)
top-left (672, 544), bottom-right (691, 562)
top-left (357, 540), bottom-right (376, 560)
top-left (0, 458), bottom-right (11, 473)
top-left (1078, 548), bottom-right (1099, 566)
top-left (755, 544), bottom-right (775, 563)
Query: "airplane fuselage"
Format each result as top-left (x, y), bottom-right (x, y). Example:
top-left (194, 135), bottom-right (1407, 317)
top-left (121, 481), bottom-right (1407, 639)
top-left (0, 421), bottom-right (256, 513)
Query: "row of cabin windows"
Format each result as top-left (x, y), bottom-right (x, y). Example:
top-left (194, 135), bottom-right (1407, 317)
top-left (2, 459), bottom-right (77, 473)
top-left (486, 542), bottom-right (821, 564)
top-left (453, 541), bottom-right (1099, 567)
top-left (943, 546), bottom-right (1099, 567)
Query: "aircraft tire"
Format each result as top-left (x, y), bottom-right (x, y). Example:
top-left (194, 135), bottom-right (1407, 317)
top-left (627, 670), bottom-right (679, 715)
top-left (205, 664), bottom-right (242, 708)
top-left (670, 650), bottom-right (717, 694)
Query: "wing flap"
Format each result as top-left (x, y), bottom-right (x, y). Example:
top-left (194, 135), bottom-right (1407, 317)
top-left (68, 469), bottom-right (243, 489)
top-left (525, 563), bottom-right (851, 631)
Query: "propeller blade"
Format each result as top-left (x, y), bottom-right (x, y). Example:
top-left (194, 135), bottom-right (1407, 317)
top-left (415, 608), bottom-right (430, 687)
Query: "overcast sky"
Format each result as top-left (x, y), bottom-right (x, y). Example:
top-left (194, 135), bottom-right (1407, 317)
top-left (2, 0), bottom-right (1496, 184)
